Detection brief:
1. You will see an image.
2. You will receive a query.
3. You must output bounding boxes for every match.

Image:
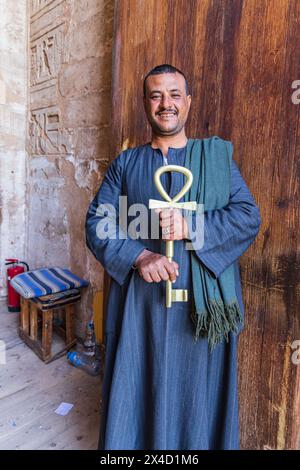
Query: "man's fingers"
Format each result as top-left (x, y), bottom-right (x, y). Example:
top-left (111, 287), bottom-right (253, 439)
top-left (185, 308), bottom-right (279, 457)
top-left (161, 227), bottom-right (175, 236)
top-left (141, 270), bottom-right (153, 283)
top-left (162, 233), bottom-right (175, 241)
top-left (169, 260), bottom-right (179, 277)
top-left (164, 261), bottom-right (178, 281)
top-left (149, 270), bottom-right (161, 283)
top-left (160, 218), bottom-right (175, 228)
top-left (155, 208), bottom-right (173, 219)
top-left (137, 253), bottom-right (179, 283)
top-left (159, 209), bottom-right (174, 220)
top-left (158, 267), bottom-right (169, 282)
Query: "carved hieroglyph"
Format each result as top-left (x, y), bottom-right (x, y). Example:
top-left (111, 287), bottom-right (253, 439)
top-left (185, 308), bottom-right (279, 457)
top-left (29, 0), bottom-right (71, 157)
top-left (29, 106), bottom-right (74, 156)
top-left (30, 25), bottom-right (67, 86)
top-left (30, 0), bottom-right (62, 16)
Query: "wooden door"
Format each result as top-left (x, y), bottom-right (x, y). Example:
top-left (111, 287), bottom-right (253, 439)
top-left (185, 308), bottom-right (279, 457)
top-left (110, 0), bottom-right (300, 449)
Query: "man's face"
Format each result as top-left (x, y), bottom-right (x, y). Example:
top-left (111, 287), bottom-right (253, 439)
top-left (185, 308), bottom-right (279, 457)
top-left (143, 72), bottom-right (191, 136)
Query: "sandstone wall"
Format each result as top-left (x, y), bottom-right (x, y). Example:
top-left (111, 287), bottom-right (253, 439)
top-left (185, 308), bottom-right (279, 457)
top-left (27, 0), bottom-right (114, 337)
top-left (0, 0), bottom-right (28, 299)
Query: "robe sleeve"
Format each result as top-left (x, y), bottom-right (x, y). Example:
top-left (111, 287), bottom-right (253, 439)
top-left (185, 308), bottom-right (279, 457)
top-left (189, 159), bottom-right (261, 278)
top-left (85, 152), bottom-right (146, 285)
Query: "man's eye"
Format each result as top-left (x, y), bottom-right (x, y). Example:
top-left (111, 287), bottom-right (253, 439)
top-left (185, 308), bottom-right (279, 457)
top-left (151, 95), bottom-right (160, 99)
top-left (172, 94), bottom-right (180, 98)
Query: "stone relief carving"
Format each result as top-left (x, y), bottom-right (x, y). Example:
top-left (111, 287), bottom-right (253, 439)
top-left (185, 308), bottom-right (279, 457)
top-left (30, 25), bottom-right (66, 85)
top-left (31, 0), bottom-right (58, 16)
top-left (29, 106), bottom-right (74, 156)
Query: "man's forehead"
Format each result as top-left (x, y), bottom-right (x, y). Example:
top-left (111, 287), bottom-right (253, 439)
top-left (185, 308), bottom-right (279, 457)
top-left (145, 72), bottom-right (186, 91)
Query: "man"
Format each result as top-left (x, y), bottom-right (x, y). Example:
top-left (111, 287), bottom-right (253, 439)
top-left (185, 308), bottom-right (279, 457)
top-left (86, 64), bottom-right (261, 450)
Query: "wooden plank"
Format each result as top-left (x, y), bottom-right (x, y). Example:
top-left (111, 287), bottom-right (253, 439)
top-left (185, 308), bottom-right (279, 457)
top-left (0, 357), bottom-right (101, 450)
top-left (42, 310), bottom-right (53, 359)
top-left (0, 312), bottom-right (101, 450)
top-left (65, 304), bottom-right (74, 344)
top-left (0, 371), bottom-right (100, 444)
top-left (93, 290), bottom-right (104, 343)
top-left (19, 328), bottom-right (44, 361)
top-left (29, 303), bottom-right (38, 340)
top-left (20, 298), bottom-right (29, 334)
top-left (1, 339), bottom-right (80, 409)
top-left (44, 339), bottom-right (76, 364)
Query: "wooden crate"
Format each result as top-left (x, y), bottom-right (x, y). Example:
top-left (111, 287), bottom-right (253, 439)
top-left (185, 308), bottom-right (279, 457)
top-left (19, 295), bottom-right (78, 364)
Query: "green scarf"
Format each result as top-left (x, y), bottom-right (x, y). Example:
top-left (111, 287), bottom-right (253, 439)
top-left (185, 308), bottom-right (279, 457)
top-left (184, 137), bottom-right (243, 349)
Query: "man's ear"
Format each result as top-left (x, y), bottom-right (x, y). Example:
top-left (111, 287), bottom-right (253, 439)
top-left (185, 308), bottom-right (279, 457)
top-left (187, 95), bottom-right (192, 110)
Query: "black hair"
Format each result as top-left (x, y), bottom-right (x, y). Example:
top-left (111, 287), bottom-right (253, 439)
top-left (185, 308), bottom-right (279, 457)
top-left (143, 64), bottom-right (189, 97)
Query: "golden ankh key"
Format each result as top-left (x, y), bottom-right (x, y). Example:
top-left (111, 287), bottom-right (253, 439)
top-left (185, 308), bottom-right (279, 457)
top-left (149, 165), bottom-right (197, 308)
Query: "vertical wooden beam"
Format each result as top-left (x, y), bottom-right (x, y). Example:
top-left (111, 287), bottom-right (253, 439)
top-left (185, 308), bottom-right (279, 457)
top-left (65, 304), bottom-right (74, 344)
top-left (42, 310), bottom-right (53, 358)
top-left (93, 290), bottom-right (104, 344)
top-left (20, 297), bottom-right (29, 334)
top-left (30, 303), bottom-right (38, 340)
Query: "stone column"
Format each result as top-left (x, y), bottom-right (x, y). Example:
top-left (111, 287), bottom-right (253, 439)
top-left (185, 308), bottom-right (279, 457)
top-left (0, 0), bottom-right (28, 299)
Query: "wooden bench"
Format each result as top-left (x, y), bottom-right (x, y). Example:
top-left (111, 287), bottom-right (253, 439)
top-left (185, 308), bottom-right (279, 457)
top-left (19, 294), bottom-right (79, 364)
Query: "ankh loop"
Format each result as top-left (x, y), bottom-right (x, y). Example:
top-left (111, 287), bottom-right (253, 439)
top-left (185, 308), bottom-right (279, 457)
top-left (149, 165), bottom-right (197, 308)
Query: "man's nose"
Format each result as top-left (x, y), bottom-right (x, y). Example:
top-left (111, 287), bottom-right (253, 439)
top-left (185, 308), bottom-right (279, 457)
top-left (160, 95), bottom-right (172, 108)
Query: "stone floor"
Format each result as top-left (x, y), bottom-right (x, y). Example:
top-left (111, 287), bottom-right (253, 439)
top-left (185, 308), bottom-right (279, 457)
top-left (0, 304), bottom-right (101, 450)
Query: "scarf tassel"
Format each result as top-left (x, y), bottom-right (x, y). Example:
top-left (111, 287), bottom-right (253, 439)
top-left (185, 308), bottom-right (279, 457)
top-left (191, 300), bottom-right (243, 350)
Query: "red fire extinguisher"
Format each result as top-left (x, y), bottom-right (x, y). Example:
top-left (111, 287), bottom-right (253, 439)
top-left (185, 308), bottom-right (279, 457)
top-left (5, 259), bottom-right (29, 312)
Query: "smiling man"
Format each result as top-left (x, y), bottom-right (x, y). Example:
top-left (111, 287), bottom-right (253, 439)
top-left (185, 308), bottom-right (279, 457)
top-left (86, 64), bottom-right (261, 450)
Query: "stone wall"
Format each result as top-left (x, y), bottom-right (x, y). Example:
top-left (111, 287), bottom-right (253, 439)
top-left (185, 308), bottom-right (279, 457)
top-left (27, 0), bottom-right (114, 338)
top-left (0, 0), bottom-right (28, 299)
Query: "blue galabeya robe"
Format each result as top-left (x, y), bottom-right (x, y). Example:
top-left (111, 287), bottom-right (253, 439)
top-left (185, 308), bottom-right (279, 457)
top-left (85, 138), bottom-right (261, 450)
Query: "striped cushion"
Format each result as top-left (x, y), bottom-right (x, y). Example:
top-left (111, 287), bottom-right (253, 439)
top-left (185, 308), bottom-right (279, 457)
top-left (10, 267), bottom-right (89, 299)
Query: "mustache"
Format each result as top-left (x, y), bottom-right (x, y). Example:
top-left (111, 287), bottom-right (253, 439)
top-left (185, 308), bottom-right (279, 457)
top-left (156, 109), bottom-right (178, 115)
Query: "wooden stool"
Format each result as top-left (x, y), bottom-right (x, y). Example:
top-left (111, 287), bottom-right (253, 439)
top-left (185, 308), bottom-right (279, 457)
top-left (19, 295), bottom-right (78, 363)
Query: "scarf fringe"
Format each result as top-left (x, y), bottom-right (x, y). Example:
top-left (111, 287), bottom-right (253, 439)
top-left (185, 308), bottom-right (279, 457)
top-left (191, 299), bottom-right (243, 351)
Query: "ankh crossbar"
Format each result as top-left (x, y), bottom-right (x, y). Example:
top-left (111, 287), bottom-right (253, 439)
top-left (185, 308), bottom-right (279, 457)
top-left (149, 165), bottom-right (197, 308)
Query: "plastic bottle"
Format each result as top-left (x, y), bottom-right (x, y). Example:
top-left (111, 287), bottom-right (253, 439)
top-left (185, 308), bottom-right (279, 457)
top-left (67, 350), bottom-right (101, 376)
top-left (83, 321), bottom-right (96, 356)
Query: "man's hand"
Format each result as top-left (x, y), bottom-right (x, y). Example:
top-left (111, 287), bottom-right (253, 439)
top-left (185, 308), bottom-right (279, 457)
top-left (155, 208), bottom-right (189, 240)
top-left (134, 249), bottom-right (179, 283)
